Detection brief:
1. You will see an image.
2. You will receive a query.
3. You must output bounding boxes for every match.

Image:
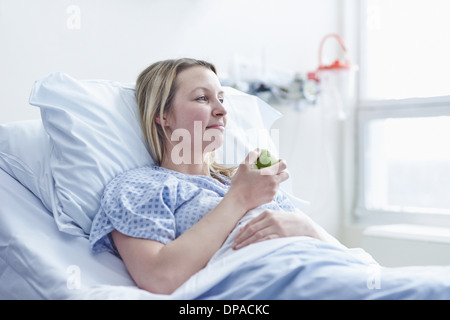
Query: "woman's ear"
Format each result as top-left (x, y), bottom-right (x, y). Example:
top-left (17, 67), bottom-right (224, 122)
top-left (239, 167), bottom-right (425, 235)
top-left (155, 114), bottom-right (169, 126)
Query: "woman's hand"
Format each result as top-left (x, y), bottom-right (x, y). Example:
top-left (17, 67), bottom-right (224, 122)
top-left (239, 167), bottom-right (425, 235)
top-left (226, 149), bottom-right (289, 212)
top-left (232, 210), bottom-right (324, 250)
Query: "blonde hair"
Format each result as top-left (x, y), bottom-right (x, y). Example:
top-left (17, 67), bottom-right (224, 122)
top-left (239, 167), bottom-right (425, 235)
top-left (135, 58), bottom-right (237, 178)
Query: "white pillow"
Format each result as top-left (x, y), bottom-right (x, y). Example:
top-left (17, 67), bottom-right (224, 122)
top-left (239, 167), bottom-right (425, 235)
top-left (28, 72), bottom-right (282, 237)
top-left (29, 72), bottom-right (152, 236)
top-left (0, 120), bottom-right (53, 212)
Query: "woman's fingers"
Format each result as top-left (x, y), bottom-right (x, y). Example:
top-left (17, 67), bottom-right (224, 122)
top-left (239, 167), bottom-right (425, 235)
top-left (259, 159), bottom-right (287, 175)
top-left (229, 150), bottom-right (290, 212)
top-left (244, 148), bottom-right (262, 166)
top-left (234, 212), bottom-right (266, 243)
top-left (232, 211), bottom-right (279, 250)
top-left (232, 210), bottom-right (324, 250)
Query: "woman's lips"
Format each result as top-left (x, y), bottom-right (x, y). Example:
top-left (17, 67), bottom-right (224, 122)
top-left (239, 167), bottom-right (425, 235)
top-left (206, 123), bottom-right (225, 131)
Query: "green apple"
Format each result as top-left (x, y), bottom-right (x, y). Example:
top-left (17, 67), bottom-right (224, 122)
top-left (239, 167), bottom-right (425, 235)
top-left (256, 149), bottom-right (279, 169)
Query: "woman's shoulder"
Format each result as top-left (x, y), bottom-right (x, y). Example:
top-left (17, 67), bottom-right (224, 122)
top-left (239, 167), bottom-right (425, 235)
top-left (100, 165), bottom-right (182, 208)
top-left (116, 165), bottom-right (171, 179)
top-left (105, 165), bottom-right (177, 193)
top-left (104, 165), bottom-right (229, 199)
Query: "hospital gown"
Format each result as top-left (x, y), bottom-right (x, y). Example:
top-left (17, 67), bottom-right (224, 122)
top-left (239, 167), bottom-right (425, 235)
top-left (89, 165), bottom-right (295, 255)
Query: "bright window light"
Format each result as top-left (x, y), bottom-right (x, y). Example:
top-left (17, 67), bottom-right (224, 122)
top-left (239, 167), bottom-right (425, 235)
top-left (364, 0), bottom-right (450, 100)
top-left (363, 116), bottom-right (450, 214)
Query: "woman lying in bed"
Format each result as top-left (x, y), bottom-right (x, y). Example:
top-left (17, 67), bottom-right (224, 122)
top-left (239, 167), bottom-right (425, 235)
top-left (89, 58), bottom-right (331, 294)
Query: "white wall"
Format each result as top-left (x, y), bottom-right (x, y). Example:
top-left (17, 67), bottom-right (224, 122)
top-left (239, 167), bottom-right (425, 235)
top-left (0, 0), bottom-right (340, 123)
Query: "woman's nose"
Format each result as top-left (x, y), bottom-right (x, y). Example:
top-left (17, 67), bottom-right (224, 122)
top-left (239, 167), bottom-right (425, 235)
top-left (213, 98), bottom-right (227, 117)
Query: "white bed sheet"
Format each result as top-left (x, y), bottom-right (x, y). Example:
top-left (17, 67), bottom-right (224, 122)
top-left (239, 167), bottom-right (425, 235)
top-left (0, 168), bottom-right (164, 299)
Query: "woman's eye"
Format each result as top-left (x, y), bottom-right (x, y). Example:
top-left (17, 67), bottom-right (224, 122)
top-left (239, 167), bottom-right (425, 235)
top-left (196, 96), bottom-right (224, 104)
top-left (196, 96), bottom-right (207, 102)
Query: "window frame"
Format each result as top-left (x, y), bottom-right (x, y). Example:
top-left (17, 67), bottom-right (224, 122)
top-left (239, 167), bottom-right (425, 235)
top-left (356, 97), bottom-right (450, 228)
top-left (354, 0), bottom-right (450, 228)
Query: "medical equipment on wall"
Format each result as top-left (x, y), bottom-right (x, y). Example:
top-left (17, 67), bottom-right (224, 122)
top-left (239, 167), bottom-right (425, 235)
top-left (226, 68), bottom-right (320, 111)
top-left (268, 33), bottom-right (358, 117)
top-left (225, 34), bottom-right (356, 116)
top-left (310, 33), bottom-right (358, 120)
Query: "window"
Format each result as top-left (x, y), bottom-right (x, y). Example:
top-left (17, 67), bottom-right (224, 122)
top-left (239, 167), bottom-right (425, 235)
top-left (359, 102), bottom-right (450, 215)
top-left (362, 0), bottom-right (450, 100)
top-left (357, 0), bottom-right (450, 226)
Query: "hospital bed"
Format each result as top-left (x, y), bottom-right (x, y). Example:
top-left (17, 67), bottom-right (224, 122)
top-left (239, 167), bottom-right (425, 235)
top-left (2, 72), bottom-right (450, 300)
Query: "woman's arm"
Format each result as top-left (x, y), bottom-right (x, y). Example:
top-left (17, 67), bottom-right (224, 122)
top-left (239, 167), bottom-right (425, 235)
top-left (112, 151), bottom-right (289, 295)
top-left (112, 192), bottom-right (246, 294)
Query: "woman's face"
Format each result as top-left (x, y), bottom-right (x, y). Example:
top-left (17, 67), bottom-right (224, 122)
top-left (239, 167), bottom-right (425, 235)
top-left (162, 66), bottom-right (227, 162)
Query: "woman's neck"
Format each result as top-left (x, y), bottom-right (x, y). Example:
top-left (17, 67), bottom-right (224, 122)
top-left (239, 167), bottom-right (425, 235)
top-left (160, 155), bottom-right (211, 177)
